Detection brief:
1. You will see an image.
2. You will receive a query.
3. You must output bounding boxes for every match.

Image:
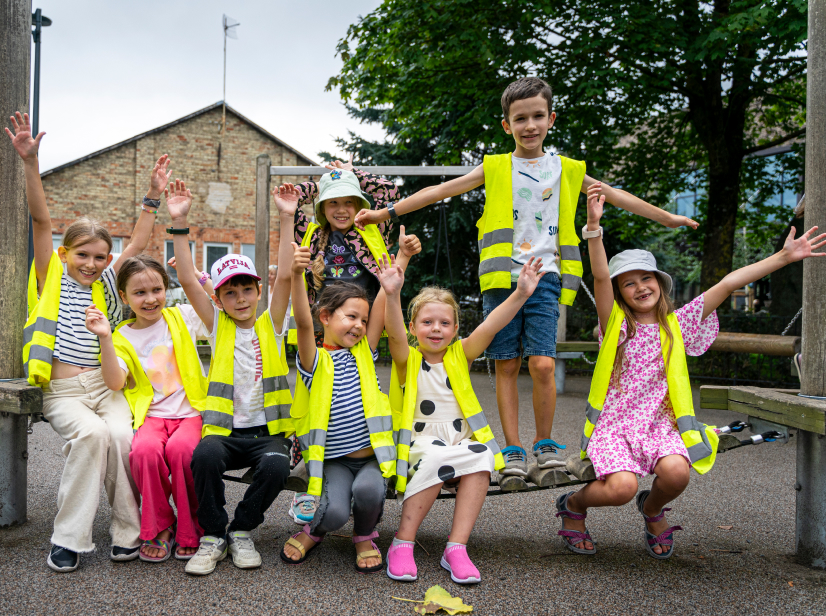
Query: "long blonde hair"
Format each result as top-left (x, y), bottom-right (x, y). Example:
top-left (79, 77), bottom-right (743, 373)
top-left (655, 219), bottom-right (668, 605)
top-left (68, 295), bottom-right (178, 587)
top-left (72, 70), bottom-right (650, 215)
top-left (407, 286), bottom-right (460, 346)
top-left (611, 272), bottom-right (675, 388)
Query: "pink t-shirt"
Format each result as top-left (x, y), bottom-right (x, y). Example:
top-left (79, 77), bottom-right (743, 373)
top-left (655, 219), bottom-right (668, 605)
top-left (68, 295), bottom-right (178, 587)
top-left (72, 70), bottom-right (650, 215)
top-left (116, 304), bottom-right (209, 420)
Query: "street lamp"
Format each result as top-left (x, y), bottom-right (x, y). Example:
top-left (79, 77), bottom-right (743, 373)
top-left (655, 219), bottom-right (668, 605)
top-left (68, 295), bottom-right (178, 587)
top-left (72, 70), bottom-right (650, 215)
top-left (28, 9), bottom-right (52, 267)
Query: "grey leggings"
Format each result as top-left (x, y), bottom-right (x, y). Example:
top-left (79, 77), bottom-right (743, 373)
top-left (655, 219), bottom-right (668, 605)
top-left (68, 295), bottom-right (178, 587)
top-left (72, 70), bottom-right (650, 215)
top-left (309, 455), bottom-right (386, 537)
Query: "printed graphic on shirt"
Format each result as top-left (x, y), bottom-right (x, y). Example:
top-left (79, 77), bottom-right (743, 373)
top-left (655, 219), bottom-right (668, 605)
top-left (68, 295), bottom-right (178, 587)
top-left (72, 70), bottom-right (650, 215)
top-left (145, 342), bottom-right (183, 396)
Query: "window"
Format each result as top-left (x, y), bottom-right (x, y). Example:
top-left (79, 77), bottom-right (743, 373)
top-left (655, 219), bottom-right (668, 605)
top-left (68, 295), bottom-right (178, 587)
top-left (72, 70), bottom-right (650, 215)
top-left (164, 240), bottom-right (195, 284)
top-left (52, 234), bottom-right (62, 251)
top-left (241, 243), bottom-right (255, 263)
top-left (204, 242), bottom-right (233, 276)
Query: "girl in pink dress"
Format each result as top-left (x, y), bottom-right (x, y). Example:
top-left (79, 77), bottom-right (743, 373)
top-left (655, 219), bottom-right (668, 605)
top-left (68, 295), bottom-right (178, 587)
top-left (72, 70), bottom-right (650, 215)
top-left (555, 182), bottom-right (826, 559)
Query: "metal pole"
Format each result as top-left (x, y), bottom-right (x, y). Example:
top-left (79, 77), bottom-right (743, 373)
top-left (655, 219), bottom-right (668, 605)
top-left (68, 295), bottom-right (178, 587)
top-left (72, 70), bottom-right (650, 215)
top-left (26, 9), bottom-right (42, 270)
top-left (0, 0), bottom-right (34, 527)
top-left (795, 0), bottom-right (826, 569)
top-left (255, 154), bottom-right (271, 318)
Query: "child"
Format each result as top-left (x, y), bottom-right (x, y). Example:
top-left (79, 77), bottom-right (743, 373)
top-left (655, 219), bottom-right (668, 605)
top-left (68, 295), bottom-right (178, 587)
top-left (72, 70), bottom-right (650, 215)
top-left (555, 184), bottom-right (825, 559)
top-left (164, 179), bottom-right (296, 576)
top-left (355, 77), bottom-right (699, 481)
top-left (7, 112), bottom-right (166, 572)
top-left (86, 255), bottom-right (210, 562)
top-left (381, 256), bottom-right (546, 584)
top-left (280, 242), bottom-right (401, 573)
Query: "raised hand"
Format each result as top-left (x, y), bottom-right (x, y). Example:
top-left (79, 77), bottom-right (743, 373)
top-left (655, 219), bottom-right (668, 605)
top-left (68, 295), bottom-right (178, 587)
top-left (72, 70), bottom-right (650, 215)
top-left (291, 242), bottom-right (312, 275)
top-left (398, 225), bottom-right (422, 257)
top-left (165, 179), bottom-right (193, 221)
top-left (5, 112), bottom-right (45, 162)
top-left (666, 213), bottom-right (700, 230)
top-left (516, 257), bottom-right (545, 298)
top-left (354, 207), bottom-right (382, 230)
top-left (586, 182), bottom-right (605, 228)
top-left (377, 253), bottom-right (404, 296)
top-left (324, 153), bottom-right (355, 172)
top-left (148, 155), bottom-right (172, 200)
top-left (273, 183), bottom-right (299, 216)
top-left (85, 305), bottom-right (111, 338)
top-left (781, 226), bottom-right (826, 263)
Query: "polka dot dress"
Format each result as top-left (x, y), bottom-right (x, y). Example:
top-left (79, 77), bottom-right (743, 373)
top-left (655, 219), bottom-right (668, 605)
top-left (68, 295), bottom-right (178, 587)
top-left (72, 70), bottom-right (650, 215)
top-left (403, 357), bottom-right (496, 500)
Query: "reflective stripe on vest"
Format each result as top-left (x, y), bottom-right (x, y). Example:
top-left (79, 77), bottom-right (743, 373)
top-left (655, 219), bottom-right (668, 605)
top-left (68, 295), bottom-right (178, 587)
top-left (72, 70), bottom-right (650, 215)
top-left (290, 337), bottom-right (396, 496)
top-left (580, 302), bottom-right (719, 474)
top-left (287, 222), bottom-right (390, 345)
top-left (478, 153), bottom-right (586, 305)
top-left (389, 343), bottom-right (505, 493)
top-left (204, 309), bottom-right (294, 438)
top-left (24, 251), bottom-right (107, 387)
top-left (111, 307), bottom-right (208, 430)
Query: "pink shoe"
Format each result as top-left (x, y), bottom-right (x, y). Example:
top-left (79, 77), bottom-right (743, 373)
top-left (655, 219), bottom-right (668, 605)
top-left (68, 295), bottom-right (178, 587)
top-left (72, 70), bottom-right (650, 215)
top-left (386, 541), bottom-right (417, 582)
top-left (440, 544), bottom-right (481, 584)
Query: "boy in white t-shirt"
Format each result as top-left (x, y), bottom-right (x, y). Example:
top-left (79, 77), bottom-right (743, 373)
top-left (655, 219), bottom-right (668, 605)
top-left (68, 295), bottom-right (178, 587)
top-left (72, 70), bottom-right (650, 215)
top-left (355, 77), bottom-right (699, 481)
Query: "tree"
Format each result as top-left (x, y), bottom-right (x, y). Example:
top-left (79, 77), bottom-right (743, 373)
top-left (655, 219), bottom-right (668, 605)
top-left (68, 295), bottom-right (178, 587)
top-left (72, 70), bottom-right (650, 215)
top-left (328, 0), bottom-right (807, 290)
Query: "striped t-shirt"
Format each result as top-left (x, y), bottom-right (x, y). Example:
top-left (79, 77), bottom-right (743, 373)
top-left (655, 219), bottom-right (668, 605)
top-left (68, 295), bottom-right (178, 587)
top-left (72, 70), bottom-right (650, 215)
top-left (53, 267), bottom-right (123, 367)
top-left (297, 347), bottom-right (380, 458)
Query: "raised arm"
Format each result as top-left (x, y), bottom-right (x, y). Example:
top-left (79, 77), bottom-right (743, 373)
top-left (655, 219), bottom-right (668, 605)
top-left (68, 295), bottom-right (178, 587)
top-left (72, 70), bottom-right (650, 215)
top-left (166, 180), bottom-right (215, 332)
top-left (291, 243), bottom-right (316, 370)
top-left (702, 226), bottom-right (826, 320)
top-left (377, 255), bottom-right (409, 382)
top-left (582, 175), bottom-right (698, 231)
top-left (366, 286), bottom-right (388, 352)
top-left (85, 306), bottom-right (127, 391)
top-left (114, 155), bottom-right (172, 272)
top-left (6, 112), bottom-right (51, 284)
top-left (354, 165), bottom-right (485, 230)
top-left (584, 182), bottom-right (615, 331)
top-left (462, 258), bottom-right (544, 363)
top-left (392, 225), bottom-right (421, 272)
top-left (270, 183), bottom-right (299, 327)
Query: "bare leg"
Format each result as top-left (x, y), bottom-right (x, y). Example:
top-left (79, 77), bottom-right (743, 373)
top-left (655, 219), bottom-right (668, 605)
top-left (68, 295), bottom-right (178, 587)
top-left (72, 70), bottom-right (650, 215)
top-left (562, 472), bottom-right (639, 551)
top-left (396, 483), bottom-right (442, 542)
top-left (644, 455), bottom-right (690, 555)
top-left (528, 355), bottom-right (556, 446)
top-left (495, 358), bottom-right (522, 448)
top-left (448, 472), bottom-right (490, 544)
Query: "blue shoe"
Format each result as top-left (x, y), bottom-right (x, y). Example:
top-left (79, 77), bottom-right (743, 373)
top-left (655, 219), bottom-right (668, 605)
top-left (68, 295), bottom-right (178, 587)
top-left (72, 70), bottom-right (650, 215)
top-left (289, 492), bottom-right (317, 525)
top-left (500, 446), bottom-right (528, 477)
top-left (533, 439), bottom-right (567, 469)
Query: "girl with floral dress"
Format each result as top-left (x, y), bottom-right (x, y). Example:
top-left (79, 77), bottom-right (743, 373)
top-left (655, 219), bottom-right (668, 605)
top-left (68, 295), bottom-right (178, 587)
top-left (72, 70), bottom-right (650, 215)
top-left (556, 183), bottom-right (826, 559)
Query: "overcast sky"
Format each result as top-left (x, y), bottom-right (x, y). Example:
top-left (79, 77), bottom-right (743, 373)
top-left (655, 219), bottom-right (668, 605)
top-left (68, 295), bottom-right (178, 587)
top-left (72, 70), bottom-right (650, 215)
top-left (23, 0), bottom-right (386, 171)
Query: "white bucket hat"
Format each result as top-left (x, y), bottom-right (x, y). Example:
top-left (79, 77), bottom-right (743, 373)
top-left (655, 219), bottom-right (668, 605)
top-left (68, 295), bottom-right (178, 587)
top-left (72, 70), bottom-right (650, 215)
top-left (315, 169), bottom-right (371, 227)
top-left (607, 249), bottom-right (673, 296)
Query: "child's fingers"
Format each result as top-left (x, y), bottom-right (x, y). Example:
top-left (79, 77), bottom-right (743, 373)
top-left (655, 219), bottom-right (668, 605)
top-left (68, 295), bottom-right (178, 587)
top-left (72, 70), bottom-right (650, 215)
top-left (9, 115), bottom-right (20, 132)
top-left (399, 224), bottom-right (406, 238)
top-left (3, 127), bottom-right (12, 139)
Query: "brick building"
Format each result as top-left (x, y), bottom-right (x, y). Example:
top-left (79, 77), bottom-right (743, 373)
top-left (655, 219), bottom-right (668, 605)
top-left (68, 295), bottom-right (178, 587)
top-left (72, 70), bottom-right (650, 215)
top-left (41, 102), bottom-right (317, 281)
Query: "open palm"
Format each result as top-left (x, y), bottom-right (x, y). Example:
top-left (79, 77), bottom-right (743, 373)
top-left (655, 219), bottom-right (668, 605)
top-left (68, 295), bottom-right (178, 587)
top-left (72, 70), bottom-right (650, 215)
top-left (165, 179), bottom-right (192, 220)
top-left (149, 155), bottom-right (172, 197)
top-left (5, 112), bottom-right (44, 161)
top-left (273, 183), bottom-right (299, 215)
top-left (782, 226), bottom-right (826, 262)
top-left (377, 254), bottom-right (404, 295)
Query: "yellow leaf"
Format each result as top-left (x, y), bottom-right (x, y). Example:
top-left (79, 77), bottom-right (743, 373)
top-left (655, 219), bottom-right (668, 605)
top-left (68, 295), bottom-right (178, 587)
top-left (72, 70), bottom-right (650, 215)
top-left (411, 585), bottom-right (473, 615)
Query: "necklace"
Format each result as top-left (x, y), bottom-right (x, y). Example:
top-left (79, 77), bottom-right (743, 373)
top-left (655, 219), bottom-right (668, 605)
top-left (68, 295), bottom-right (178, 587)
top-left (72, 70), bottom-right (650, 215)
top-left (322, 342), bottom-right (344, 351)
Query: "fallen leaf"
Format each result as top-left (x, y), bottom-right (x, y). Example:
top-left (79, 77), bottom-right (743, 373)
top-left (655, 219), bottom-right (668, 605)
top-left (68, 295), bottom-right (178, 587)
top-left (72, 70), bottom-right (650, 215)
top-left (789, 581), bottom-right (794, 587)
top-left (408, 586), bottom-right (473, 615)
top-left (698, 555), bottom-right (705, 559)
top-left (717, 525), bottom-right (734, 530)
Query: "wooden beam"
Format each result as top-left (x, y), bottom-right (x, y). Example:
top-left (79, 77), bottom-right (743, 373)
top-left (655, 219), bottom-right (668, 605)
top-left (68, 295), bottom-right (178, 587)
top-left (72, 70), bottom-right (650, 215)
top-left (727, 386), bottom-right (826, 434)
top-left (269, 166), bottom-right (476, 177)
top-left (0, 380), bottom-right (42, 416)
top-left (709, 332), bottom-right (800, 356)
top-left (255, 154), bottom-right (271, 318)
top-left (556, 341), bottom-right (599, 353)
top-left (700, 385), bottom-right (730, 410)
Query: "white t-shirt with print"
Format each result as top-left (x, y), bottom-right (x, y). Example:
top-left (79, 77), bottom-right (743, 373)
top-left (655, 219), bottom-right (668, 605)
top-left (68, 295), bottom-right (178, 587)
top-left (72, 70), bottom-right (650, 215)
top-left (116, 304), bottom-right (208, 420)
top-left (510, 153), bottom-right (562, 279)
top-left (206, 306), bottom-right (288, 429)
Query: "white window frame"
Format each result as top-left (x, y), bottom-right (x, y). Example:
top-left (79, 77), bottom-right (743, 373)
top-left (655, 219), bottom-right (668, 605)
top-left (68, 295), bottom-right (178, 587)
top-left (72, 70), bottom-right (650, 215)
top-left (164, 240), bottom-right (195, 282)
top-left (52, 234), bottom-right (62, 251)
top-left (203, 242), bottom-right (233, 275)
top-left (241, 243), bottom-right (255, 263)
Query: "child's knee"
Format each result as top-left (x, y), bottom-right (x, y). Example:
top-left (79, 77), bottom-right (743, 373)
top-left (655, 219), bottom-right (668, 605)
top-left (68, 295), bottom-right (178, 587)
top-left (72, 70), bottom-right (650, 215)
top-left (528, 355), bottom-right (555, 380)
top-left (496, 358), bottom-right (521, 378)
top-left (352, 480), bottom-right (385, 510)
top-left (657, 457), bottom-right (690, 491)
top-left (316, 496), bottom-right (350, 531)
top-left (130, 439), bottom-right (164, 467)
top-left (190, 439), bottom-right (225, 475)
top-left (257, 450), bottom-right (290, 481)
top-left (607, 474), bottom-right (638, 504)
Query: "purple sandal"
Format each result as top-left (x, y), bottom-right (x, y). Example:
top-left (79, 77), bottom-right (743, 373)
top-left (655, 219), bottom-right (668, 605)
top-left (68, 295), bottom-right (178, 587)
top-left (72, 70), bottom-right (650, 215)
top-left (636, 490), bottom-right (682, 560)
top-left (555, 491), bottom-right (596, 555)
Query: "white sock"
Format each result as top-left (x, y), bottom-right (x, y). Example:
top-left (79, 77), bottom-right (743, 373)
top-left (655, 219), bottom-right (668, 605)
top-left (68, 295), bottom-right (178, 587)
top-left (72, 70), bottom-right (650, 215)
top-left (446, 541), bottom-right (465, 549)
top-left (392, 537), bottom-right (414, 547)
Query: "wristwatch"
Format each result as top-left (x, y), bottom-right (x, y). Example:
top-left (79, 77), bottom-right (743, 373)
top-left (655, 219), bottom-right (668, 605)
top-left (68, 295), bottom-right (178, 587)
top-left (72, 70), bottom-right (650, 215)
top-left (386, 202), bottom-right (401, 224)
top-left (581, 225), bottom-right (603, 239)
top-left (142, 195), bottom-right (161, 208)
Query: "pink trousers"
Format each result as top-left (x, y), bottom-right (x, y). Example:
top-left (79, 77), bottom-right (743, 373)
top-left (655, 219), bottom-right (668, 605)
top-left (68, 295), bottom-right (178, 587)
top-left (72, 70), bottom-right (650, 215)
top-left (129, 416), bottom-right (203, 547)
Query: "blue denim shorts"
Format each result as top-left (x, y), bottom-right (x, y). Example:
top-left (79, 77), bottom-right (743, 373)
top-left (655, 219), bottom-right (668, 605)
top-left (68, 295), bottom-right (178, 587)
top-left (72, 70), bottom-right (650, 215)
top-left (481, 273), bottom-right (560, 360)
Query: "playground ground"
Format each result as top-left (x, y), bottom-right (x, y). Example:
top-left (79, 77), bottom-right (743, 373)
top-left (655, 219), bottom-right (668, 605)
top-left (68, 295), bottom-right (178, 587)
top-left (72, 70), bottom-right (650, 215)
top-left (1, 369), bottom-right (824, 616)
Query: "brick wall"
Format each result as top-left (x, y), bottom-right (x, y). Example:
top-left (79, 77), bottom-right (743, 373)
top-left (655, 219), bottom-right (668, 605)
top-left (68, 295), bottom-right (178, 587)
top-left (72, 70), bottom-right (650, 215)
top-left (42, 106), bottom-right (317, 273)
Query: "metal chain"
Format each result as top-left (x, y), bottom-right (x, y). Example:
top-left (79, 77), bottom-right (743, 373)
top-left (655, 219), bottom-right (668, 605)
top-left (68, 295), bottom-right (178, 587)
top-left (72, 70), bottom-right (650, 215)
top-left (781, 307), bottom-right (803, 336)
top-left (485, 355), bottom-right (496, 393)
top-left (27, 415), bottom-right (34, 435)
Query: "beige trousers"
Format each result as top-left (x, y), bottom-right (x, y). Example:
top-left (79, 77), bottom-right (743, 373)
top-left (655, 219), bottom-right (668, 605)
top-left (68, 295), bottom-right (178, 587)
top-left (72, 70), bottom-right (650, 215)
top-left (42, 368), bottom-right (141, 553)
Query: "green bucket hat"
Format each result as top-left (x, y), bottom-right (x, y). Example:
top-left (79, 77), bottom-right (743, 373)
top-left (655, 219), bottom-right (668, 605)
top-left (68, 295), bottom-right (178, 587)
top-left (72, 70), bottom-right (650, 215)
top-left (315, 169), bottom-right (371, 227)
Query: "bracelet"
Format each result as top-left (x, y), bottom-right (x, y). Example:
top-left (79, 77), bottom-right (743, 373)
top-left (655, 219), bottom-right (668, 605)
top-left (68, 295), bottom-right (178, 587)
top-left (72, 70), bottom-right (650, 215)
top-left (581, 225), bottom-right (603, 239)
top-left (386, 202), bottom-right (400, 223)
top-left (142, 195), bottom-right (161, 208)
top-left (140, 204), bottom-right (158, 215)
top-left (198, 272), bottom-right (210, 286)
top-left (166, 227), bottom-right (189, 235)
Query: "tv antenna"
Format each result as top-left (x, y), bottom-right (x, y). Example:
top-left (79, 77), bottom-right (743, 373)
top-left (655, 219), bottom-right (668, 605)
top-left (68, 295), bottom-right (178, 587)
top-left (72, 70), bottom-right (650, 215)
top-left (221, 14), bottom-right (240, 140)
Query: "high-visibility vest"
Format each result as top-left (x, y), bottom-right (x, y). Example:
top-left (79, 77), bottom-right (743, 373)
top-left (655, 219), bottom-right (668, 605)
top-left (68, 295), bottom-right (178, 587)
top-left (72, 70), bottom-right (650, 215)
top-left (290, 337), bottom-right (396, 496)
top-left (287, 222), bottom-right (390, 345)
top-left (203, 309), bottom-right (294, 438)
top-left (23, 251), bottom-right (107, 387)
top-left (389, 343), bottom-right (505, 493)
top-left (111, 307), bottom-right (208, 430)
top-left (580, 302), bottom-right (718, 474)
top-left (477, 153), bottom-right (586, 305)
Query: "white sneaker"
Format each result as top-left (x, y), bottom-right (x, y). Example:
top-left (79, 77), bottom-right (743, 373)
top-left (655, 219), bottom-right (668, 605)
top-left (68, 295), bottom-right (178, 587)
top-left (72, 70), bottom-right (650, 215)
top-left (185, 536), bottom-right (227, 576)
top-left (228, 531), bottom-right (262, 569)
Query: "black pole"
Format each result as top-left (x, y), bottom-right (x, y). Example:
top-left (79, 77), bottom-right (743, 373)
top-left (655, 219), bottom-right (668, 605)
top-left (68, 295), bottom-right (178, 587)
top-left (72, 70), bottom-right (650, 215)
top-left (27, 9), bottom-right (43, 269)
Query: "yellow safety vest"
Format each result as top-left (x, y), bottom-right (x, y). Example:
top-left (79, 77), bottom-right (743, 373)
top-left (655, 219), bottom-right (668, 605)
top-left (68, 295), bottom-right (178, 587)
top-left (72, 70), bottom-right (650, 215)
top-left (23, 251), bottom-right (107, 387)
top-left (580, 302), bottom-right (718, 474)
top-left (389, 343), bottom-right (505, 493)
top-left (111, 307), bottom-right (208, 430)
top-left (287, 222), bottom-right (390, 345)
top-left (477, 153), bottom-right (586, 305)
top-left (291, 337), bottom-right (396, 496)
top-left (203, 309), bottom-right (294, 438)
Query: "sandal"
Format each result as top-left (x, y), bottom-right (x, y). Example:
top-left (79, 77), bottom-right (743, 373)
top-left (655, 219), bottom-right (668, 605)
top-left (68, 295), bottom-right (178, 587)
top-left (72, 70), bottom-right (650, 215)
top-left (353, 531), bottom-right (384, 574)
top-left (280, 524), bottom-right (322, 565)
top-left (636, 490), bottom-right (682, 560)
top-left (174, 545), bottom-right (198, 561)
top-left (555, 491), bottom-right (597, 555)
top-left (139, 534), bottom-right (176, 563)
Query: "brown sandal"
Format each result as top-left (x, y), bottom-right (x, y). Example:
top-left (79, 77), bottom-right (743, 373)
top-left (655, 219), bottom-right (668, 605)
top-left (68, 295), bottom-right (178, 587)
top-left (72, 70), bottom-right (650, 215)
top-left (280, 524), bottom-right (322, 565)
top-left (353, 531), bottom-right (384, 574)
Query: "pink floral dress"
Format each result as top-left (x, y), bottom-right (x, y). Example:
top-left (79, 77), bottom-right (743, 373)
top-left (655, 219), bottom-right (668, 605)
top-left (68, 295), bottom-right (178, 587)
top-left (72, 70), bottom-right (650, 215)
top-left (586, 294), bottom-right (719, 480)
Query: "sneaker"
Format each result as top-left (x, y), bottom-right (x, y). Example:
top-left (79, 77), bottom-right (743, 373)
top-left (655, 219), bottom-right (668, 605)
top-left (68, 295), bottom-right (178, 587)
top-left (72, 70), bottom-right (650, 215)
top-left (289, 493), bottom-right (317, 525)
top-left (185, 536), bottom-right (228, 576)
top-left (386, 540), bottom-right (417, 582)
top-left (440, 544), bottom-right (481, 584)
top-left (532, 439), bottom-right (567, 469)
top-left (499, 446), bottom-right (528, 477)
top-left (47, 545), bottom-right (79, 573)
top-left (110, 545), bottom-right (140, 561)
top-left (227, 531), bottom-right (262, 569)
